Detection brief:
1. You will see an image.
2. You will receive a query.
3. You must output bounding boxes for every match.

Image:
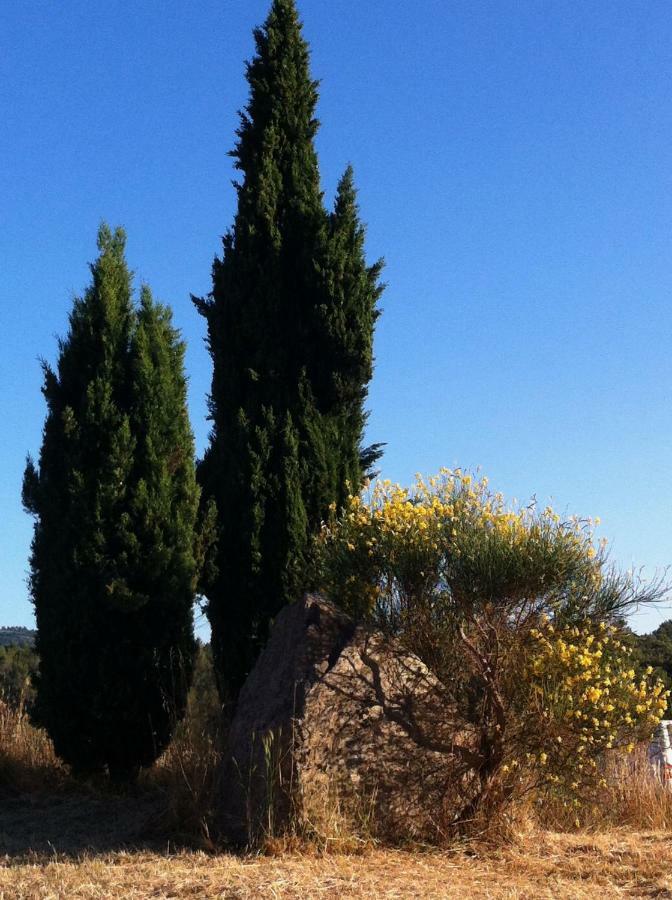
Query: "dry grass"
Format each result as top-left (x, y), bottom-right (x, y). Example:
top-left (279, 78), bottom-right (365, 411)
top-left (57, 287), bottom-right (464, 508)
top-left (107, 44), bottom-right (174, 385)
top-left (0, 700), bottom-right (66, 793)
top-left (2, 830), bottom-right (672, 898)
top-left (0, 672), bottom-right (226, 850)
top-left (538, 748), bottom-right (672, 833)
top-left (5, 694), bottom-right (672, 896)
top-left (142, 710), bottom-right (225, 846)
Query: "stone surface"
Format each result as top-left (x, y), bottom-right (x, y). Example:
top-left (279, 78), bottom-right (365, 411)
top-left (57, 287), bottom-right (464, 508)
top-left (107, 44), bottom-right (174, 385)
top-left (224, 594), bottom-right (452, 844)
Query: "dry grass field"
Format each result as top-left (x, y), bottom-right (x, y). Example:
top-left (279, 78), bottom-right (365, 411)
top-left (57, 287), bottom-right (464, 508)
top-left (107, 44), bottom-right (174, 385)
top-left (2, 830), bottom-right (672, 899)
top-left (4, 691), bottom-right (672, 898)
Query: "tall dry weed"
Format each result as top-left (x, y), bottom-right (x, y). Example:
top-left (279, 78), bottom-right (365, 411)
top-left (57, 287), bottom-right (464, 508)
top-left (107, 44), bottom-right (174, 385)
top-left (0, 698), bottom-right (65, 791)
top-left (142, 646), bottom-right (227, 846)
top-left (145, 714), bottom-right (225, 845)
top-left (537, 747), bottom-right (672, 832)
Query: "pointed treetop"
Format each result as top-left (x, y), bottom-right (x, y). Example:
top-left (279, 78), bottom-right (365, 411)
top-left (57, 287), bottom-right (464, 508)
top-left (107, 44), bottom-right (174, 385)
top-left (333, 165), bottom-right (358, 219)
top-left (233, 0), bottom-right (320, 216)
top-left (267, 0), bottom-right (301, 28)
top-left (87, 223), bottom-right (132, 299)
top-left (138, 283), bottom-right (154, 314)
top-left (53, 222), bottom-right (134, 397)
top-left (96, 222), bottom-right (126, 256)
top-left (337, 163), bottom-right (355, 191)
top-left (257, 0), bottom-right (305, 64)
top-left (332, 165), bottom-right (385, 288)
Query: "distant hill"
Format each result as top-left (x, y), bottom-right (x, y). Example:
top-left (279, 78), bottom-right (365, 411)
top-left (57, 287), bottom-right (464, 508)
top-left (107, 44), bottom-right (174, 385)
top-left (0, 627), bottom-right (36, 648)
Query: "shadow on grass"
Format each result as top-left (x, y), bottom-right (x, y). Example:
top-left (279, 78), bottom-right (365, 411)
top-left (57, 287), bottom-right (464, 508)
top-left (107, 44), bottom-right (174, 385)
top-left (0, 650), bottom-right (226, 860)
top-left (0, 784), bottom-right (201, 858)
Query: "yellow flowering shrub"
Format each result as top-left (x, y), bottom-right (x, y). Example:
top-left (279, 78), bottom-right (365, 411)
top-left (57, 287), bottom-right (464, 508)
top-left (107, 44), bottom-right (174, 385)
top-left (320, 470), bottom-right (609, 621)
top-left (317, 470), bottom-right (668, 829)
top-left (517, 621), bottom-right (668, 803)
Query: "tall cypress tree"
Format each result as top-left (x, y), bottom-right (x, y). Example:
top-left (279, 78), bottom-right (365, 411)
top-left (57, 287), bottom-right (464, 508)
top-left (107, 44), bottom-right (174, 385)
top-left (196, 0), bottom-right (383, 703)
top-left (23, 225), bottom-right (199, 778)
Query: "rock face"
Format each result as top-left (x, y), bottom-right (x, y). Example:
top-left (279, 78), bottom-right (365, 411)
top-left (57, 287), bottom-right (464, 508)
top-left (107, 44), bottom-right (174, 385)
top-left (224, 595), bottom-right (451, 844)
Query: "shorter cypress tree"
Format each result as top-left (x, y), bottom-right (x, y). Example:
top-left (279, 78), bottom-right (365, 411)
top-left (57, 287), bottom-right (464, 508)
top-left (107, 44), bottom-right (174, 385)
top-left (23, 225), bottom-right (200, 778)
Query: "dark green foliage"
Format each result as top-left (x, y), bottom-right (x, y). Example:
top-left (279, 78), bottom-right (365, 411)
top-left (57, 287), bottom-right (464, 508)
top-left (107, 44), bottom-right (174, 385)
top-left (0, 644), bottom-right (38, 710)
top-left (196, 0), bottom-right (383, 703)
top-left (182, 642), bottom-right (222, 740)
top-left (23, 225), bottom-right (200, 778)
top-left (632, 620), bottom-right (672, 715)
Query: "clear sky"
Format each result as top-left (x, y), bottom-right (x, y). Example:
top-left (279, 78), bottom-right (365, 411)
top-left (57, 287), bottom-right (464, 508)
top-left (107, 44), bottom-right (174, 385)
top-left (2, 0), bottom-right (670, 636)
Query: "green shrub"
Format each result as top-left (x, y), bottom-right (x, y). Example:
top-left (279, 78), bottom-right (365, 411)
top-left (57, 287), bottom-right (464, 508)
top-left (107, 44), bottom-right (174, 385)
top-left (0, 644), bottom-right (38, 711)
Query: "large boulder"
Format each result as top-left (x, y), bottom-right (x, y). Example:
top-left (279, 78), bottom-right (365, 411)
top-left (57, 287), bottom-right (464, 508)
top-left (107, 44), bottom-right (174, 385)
top-left (223, 595), bottom-right (452, 844)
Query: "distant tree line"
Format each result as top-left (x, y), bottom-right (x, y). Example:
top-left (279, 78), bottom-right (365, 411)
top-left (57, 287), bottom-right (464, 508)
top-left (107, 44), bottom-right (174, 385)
top-left (631, 621), bottom-right (672, 716)
top-left (0, 627), bottom-right (35, 648)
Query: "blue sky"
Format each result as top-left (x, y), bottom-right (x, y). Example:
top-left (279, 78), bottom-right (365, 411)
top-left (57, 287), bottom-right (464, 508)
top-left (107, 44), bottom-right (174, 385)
top-left (2, 0), bottom-right (670, 636)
